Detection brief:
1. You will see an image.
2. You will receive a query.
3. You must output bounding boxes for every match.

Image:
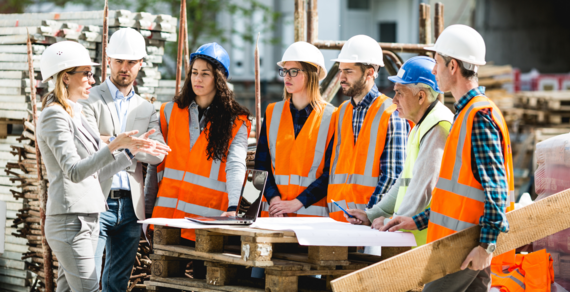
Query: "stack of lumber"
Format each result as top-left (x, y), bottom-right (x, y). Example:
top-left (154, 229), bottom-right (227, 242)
top-left (0, 8), bottom-right (179, 291)
top-left (0, 9), bottom-right (177, 129)
top-left (0, 134), bottom-right (30, 292)
top-left (4, 121), bottom-right (54, 292)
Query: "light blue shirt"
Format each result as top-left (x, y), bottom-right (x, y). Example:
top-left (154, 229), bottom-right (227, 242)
top-left (107, 78), bottom-right (135, 191)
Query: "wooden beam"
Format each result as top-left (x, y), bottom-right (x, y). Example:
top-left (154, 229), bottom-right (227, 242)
top-left (28, 31), bottom-right (54, 292)
top-left (254, 33), bottom-right (261, 142)
top-left (294, 0), bottom-right (306, 42)
top-left (101, 0), bottom-right (109, 82)
top-left (331, 188), bottom-right (570, 292)
top-left (306, 0), bottom-right (318, 44)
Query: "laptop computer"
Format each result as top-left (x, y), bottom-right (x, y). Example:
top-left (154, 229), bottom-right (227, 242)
top-left (186, 169), bottom-right (268, 225)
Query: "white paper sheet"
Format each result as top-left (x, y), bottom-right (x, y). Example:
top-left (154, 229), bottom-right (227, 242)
top-left (251, 217), bottom-right (416, 247)
top-left (140, 217), bottom-right (416, 247)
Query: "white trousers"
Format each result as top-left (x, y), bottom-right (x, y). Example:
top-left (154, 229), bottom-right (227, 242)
top-left (45, 213), bottom-right (100, 292)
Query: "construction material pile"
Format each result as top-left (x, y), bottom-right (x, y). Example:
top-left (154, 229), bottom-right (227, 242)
top-left (5, 120), bottom-right (54, 292)
top-left (0, 9), bottom-right (179, 292)
top-left (533, 133), bottom-right (570, 290)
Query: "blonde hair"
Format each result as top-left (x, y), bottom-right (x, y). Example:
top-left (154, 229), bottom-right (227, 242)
top-left (282, 61), bottom-right (326, 112)
top-left (42, 67), bottom-right (77, 117)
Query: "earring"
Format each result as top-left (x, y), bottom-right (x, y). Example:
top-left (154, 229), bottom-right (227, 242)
top-left (65, 84), bottom-right (68, 89)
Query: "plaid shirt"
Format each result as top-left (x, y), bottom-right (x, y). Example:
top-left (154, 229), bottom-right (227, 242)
top-left (413, 86), bottom-right (509, 245)
top-left (255, 102), bottom-right (334, 207)
top-left (351, 85), bottom-right (410, 208)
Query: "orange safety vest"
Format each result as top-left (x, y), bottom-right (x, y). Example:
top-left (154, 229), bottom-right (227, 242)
top-left (427, 95), bottom-right (515, 243)
top-left (151, 102), bottom-right (251, 241)
top-left (260, 100), bottom-right (335, 217)
top-left (327, 94), bottom-right (398, 222)
top-left (491, 249), bottom-right (554, 292)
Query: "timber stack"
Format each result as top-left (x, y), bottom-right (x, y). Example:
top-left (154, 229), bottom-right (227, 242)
top-left (0, 9), bottom-right (178, 292)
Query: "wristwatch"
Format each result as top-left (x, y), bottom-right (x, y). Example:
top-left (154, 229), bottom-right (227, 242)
top-left (479, 243), bottom-right (496, 254)
top-left (109, 136), bottom-right (115, 143)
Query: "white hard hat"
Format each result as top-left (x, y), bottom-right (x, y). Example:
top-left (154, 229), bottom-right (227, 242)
top-left (331, 35), bottom-right (384, 67)
top-left (277, 42), bottom-right (327, 80)
top-left (425, 24), bottom-right (486, 67)
top-left (107, 28), bottom-right (148, 60)
top-left (40, 41), bottom-right (99, 83)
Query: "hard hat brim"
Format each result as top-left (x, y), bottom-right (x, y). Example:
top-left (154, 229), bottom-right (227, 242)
top-left (423, 47), bottom-right (486, 66)
top-left (41, 61), bottom-right (100, 83)
top-left (387, 75), bottom-right (444, 94)
top-left (331, 58), bottom-right (385, 67)
top-left (107, 53), bottom-right (147, 60)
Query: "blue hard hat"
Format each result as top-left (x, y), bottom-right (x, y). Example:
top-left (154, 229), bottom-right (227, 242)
top-left (190, 42), bottom-right (230, 78)
top-left (388, 56), bottom-right (443, 94)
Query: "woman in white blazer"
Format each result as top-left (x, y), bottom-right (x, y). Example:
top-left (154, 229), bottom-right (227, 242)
top-left (36, 41), bottom-right (170, 292)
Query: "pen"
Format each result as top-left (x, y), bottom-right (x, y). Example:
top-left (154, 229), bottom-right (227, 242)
top-left (331, 199), bottom-right (355, 218)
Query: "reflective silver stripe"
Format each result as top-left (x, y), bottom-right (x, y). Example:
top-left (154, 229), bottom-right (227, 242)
top-left (330, 102), bottom-right (349, 182)
top-left (290, 174), bottom-right (316, 188)
top-left (155, 196), bottom-right (178, 208)
top-left (308, 104), bottom-right (335, 176)
top-left (346, 174), bottom-right (379, 188)
top-left (295, 205), bottom-right (329, 217)
top-left (183, 172), bottom-right (227, 193)
top-left (430, 210), bottom-right (476, 232)
top-left (329, 173), bottom-right (348, 185)
top-left (435, 177), bottom-right (485, 203)
top-left (268, 101), bottom-right (285, 169)
top-left (274, 175), bottom-right (289, 185)
top-left (210, 159), bottom-right (222, 180)
top-left (436, 101), bottom-right (492, 203)
top-left (157, 170), bottom-right (164, 183)
top-left (164, 168), bottom-right (184, 181)
top-left (327, 200), bottom-right (366, 213)
top-left (491, 271), bottom-right (525, 290)
top-left (364, 98), bottom-right (393, 176)
top-left (261, 201), bottom-right (270, 212)
top-left (400, 178), bottom-right (411, 187)
top-left (177, 201), bottom-right (224, 217)
top-left (509, 190), bottom-right (515, 206)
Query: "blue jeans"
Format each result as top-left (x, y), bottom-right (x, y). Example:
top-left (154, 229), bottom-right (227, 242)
top-left (95, 197), bottom-right (141, 292)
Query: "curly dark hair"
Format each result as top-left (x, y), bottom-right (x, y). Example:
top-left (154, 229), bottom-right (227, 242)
top-left (173, 56), bottom-right (251, 162)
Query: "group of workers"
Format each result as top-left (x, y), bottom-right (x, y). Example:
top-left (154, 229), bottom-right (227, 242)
top-left (35, 22), bottom-right (515, 292)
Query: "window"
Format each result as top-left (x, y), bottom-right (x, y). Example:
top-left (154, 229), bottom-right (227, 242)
top-left (378, 22), bottom-right (397, 43)
top-left (348, 0), bottom-right (370, 10)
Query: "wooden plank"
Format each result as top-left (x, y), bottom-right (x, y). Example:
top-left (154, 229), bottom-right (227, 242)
top-left (154, 246), bottom-right (309, 271)
top-left (148, 277), bottom-right (264, 292)
top-left (331, 188), bottom-right (570, 292)
top-left (154, 245), bottom-right (274, 267)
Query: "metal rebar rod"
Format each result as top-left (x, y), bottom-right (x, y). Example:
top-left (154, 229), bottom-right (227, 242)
top-left (175, 0), bottom-right (185, 95)
top-left (101, 0), bottom-right (109, 82)
top-left (313, 40), bottom-right (431, 54)
top-left (28, 31), bottom-right (54, 292)
top-left (254, 33), bottom-right (261, 141)
top-left (434, 2), bottom-right (444, 40)
top-left (306, 0), bottom-right (318, 44)
top-left (182, 0), bottom-right (189, 75)
top-left (294, 0), bottom-right (306, 42)
top-left (419, 3), bottom-right (432, 56)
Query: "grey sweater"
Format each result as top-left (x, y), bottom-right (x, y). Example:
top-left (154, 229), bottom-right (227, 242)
top-left (365, 122), bottom-right (449, 223)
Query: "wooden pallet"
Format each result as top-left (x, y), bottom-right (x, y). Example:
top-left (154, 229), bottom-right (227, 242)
top-left (147, 226), bottom-right (408, 292)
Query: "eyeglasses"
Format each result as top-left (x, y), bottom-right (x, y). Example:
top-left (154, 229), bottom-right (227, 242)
top-left (279, 68), bottom-right (304, 77)
top-left (68, 71), bottom-right (94, 79)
